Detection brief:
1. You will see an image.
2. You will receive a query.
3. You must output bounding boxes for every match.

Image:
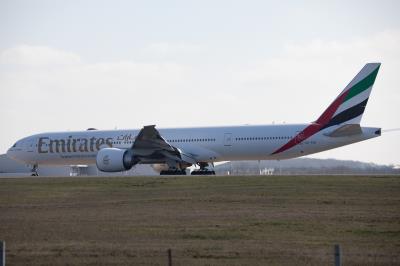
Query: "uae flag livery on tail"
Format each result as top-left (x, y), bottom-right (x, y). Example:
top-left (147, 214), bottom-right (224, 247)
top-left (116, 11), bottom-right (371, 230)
top-left (272, 63), bottom-right (380, 155)
top-left (320, 63), bottom-right (380, 128)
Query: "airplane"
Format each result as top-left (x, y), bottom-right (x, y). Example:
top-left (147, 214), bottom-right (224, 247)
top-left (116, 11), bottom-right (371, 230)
top-left (7, 63), bottom-right (381, 176)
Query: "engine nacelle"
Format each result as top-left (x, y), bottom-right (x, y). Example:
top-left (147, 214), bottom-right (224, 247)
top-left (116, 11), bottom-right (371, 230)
top-left (96, 148), bottom-right (136, 172)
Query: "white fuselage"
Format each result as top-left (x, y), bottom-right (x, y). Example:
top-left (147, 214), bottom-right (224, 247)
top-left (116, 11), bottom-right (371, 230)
top-left (7, 124), bottom-right (380, 166)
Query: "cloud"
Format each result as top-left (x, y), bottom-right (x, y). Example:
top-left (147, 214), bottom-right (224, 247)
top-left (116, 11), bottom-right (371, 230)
top-left (146, 42), bottom-right (204, 54)
top-left (236, 30), bottom-right (400, 122)
top-left (0, 45), bottom-right (81, 66)
top-left (0, 46), bottom-right (191, 135)
top-left (239, 30), bottom-right (400, 84)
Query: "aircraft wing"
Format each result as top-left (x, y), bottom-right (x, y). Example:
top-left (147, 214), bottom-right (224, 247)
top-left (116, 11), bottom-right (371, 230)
top-left (131, 125), bottom-right (197, 164)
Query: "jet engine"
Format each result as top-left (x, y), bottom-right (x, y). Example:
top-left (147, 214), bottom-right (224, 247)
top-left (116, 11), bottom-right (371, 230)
top-left (96, 148), bottom-right (137, 172)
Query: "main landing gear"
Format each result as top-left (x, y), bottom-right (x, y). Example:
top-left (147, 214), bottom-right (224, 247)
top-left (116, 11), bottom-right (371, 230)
top-left (191, 162), bottom-right (215, 175)
top-left (159, 162), bottom-right (215, 176)
top-left (159, 161), bottom-right (188, 175)
top-left (160, 169), bottom-right (187, 175)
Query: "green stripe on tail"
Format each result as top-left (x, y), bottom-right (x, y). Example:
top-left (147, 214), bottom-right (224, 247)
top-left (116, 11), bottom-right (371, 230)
top-left (344, 65), bottom-right (380, 102)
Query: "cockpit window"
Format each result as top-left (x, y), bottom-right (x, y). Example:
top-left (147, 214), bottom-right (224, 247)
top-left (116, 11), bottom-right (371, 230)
top-left (12, 142), bottom-right (17, 148)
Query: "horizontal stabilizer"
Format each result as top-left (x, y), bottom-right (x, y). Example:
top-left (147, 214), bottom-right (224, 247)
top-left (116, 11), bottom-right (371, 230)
top-left (323, 124), bottom-right (362, 137)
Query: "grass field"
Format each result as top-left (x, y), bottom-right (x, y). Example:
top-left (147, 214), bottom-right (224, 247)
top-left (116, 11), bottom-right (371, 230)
top-left (0, 175), bottom-right (399, 265)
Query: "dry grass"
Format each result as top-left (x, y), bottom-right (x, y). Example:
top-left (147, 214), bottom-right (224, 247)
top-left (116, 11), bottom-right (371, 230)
top-left (0, 175), bottom-right (399, 265)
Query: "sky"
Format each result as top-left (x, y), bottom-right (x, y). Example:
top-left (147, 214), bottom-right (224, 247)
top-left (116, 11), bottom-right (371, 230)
top-left (0, 0), bottom-right (399, 165)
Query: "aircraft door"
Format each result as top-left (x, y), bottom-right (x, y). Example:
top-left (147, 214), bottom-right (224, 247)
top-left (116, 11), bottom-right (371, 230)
top-left (294, 131), bottom-right (305, 145)
top-left (295, 130), bottom-right (305, 155)
top-left (224, 133), bottom-right (233, 146)
top-left (26, 138), bottom-right (35, 152)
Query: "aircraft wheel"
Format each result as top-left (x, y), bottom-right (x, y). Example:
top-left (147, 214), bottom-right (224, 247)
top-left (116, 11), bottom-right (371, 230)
top-left (191, 170), bottom-right (215, 175)
top-left (160, 169), bottom-right (187, 175)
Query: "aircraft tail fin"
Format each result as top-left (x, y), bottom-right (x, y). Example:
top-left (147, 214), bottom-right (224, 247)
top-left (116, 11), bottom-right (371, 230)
top-left (316, 63), bottom-right (380, 130)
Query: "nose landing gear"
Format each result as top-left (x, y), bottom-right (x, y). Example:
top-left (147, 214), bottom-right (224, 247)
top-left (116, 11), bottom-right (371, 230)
top-left (31, 164), bottom-right (38, 176)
